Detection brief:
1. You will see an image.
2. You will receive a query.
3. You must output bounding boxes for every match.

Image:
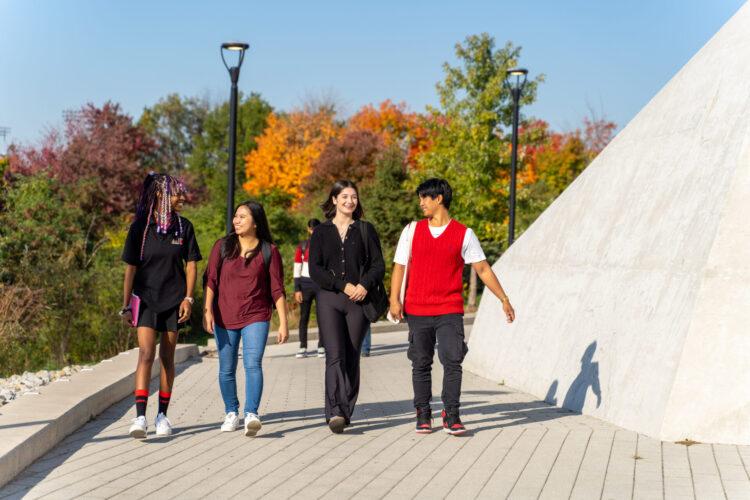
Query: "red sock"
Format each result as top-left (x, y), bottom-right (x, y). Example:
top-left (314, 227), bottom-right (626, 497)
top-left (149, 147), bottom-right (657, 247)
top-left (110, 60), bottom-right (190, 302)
top-left (135, 389), bottom-right (148, 417)
top-left (158, 391), bottom-right (172, 416)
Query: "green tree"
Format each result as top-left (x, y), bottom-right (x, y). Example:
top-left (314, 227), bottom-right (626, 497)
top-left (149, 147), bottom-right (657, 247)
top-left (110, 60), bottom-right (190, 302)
top-left (188, 93), bottom-right (273, 214)
top-left (138, 93), bottom-right (211, 174)
top-left (361, 147), bottom-right (422, 287)
top-left (361, 146), bottom-right (420, 249)
top-left (416, 33), bottom-right (544, 307)
top-left (0, 172), bottom-right (95, 275)
top-left (0, 173), bottom-right (112, 368)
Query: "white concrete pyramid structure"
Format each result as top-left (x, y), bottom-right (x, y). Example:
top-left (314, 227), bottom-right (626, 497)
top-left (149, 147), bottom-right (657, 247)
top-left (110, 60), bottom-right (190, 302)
top-left (466, 2), bottom-right (750, 445)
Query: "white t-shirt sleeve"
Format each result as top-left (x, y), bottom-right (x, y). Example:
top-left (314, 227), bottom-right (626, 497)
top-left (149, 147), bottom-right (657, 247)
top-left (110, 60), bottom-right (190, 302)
top-left (393, 224), bottom-right (411, 265)
top-left (462, 228), bottom-right (486, 264)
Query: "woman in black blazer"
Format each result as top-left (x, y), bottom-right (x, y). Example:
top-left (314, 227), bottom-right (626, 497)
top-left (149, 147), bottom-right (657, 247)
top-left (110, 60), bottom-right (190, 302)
top-left (308, 179), bottom-right (385, 433)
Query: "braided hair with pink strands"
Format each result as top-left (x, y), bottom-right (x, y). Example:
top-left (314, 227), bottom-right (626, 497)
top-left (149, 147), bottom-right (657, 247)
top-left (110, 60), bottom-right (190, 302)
top-left (132, 172), bottom-right (186, 261)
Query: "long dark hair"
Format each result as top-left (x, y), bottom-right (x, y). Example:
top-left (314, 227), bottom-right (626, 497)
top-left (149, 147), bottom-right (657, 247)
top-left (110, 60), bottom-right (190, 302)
top-left (220, 200), bottom-right (274, 262)
top-left (320, 179), bottom-right (364, 220)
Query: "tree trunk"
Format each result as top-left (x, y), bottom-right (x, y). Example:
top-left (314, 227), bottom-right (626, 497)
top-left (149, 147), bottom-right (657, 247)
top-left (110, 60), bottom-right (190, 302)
top-left (467, 266), bottom-right (478, 312)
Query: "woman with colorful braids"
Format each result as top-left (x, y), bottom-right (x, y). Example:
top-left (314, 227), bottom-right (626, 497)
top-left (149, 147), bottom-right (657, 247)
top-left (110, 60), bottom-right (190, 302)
top-left (120, 172), bottom-right (202, 438)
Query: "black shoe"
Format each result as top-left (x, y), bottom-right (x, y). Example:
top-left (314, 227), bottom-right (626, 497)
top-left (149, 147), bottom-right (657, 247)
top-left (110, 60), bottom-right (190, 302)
top-left (442, 409), bottom-right (467, 435)
top-left (361, 352), bottom-right (370, 357)
top-left (328, 416), bottom-right (346, 434)
top-left (415, 409), bottom-right (432, 434)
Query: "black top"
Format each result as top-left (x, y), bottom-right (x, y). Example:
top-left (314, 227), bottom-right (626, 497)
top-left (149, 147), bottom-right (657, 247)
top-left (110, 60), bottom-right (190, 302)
top-left (308, 220), bottom-right (385, 293)
top-left (122, 215), bottom-right (202, 313)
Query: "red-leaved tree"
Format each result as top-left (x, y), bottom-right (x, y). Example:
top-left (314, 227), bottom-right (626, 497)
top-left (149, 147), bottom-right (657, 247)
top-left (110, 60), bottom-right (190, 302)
top-left (303, 130), bottom-right (385, 195)
top-left (10, 102), bottom-right (157, 219)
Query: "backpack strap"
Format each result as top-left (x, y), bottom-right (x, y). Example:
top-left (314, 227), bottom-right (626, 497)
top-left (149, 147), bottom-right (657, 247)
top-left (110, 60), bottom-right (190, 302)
top-left (261, 241), bottom-right (275, 308)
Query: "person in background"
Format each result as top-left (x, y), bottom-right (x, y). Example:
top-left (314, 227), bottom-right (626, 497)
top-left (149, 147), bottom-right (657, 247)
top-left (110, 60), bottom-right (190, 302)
top-left (203, 201), bottom-right (289, 437)
top-left (294, 218), bottom-right (324, 358)
top-left (121, 173), bottom-right (201, 439)
top-left (361, 327), bottom-right (372, 357)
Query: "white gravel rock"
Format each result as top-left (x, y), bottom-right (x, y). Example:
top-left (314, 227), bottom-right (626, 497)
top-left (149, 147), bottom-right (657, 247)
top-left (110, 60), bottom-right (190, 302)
top-left (0, 363), bottom-right (88, 407)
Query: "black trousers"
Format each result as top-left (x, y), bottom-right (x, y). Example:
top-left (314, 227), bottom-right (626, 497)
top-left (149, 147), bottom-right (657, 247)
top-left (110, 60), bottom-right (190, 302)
top-left (406, 313), bottom-right (468, 412)
top-left (316, 289), bottom-right (370, 423)
top-left (298, 287), bottom-right (322, 349)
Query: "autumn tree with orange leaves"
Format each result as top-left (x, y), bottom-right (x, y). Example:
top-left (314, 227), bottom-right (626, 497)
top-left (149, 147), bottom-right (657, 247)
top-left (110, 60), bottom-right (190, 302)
top-left (243, 108), bottom-right (340, 203)
top-left (348, 100), bottom-right (434, 167)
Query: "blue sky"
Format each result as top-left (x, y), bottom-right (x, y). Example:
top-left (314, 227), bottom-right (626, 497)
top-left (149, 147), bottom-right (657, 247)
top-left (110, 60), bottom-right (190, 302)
top-left (0, 0), bottom-right (746, 150)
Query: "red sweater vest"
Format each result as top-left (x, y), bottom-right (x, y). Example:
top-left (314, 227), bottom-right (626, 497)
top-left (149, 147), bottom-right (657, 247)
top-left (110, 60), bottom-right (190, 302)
top-left (405, 219), bottom-right (467, 316)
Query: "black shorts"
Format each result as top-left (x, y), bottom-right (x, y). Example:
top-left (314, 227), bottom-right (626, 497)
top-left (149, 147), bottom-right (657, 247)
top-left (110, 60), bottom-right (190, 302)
top-left (136, 301), bottom-right (183, 332)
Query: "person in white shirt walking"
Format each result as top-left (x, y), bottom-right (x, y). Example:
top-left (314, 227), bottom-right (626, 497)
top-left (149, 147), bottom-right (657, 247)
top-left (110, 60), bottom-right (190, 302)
top-left (389, 178), bottom-right (515, 435)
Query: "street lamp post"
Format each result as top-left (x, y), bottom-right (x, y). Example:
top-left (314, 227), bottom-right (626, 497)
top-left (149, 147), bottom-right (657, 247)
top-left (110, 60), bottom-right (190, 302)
top-left (221, 41), bottom-right (250, 234)
top-left (505, 67), bottom-right (528, 247)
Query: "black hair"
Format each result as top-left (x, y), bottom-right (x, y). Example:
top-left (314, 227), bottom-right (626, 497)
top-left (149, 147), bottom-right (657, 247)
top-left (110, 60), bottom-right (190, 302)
top-left (320, 179), bottom-right (364, 220)
top-left (416, 178), bottom-right (453, 209)
top-left (220, 200), bottom-right (274, 262)
top-left (307, 218), bottom-right (321, 229)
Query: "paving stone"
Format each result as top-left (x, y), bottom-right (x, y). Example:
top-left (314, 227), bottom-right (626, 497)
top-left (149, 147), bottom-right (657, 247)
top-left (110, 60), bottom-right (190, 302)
top-left (633, 435), bottom-right (664, 499)
top-left (600, 429), bottom-right (637, 500)
top-left (507, 429), bottom-right (568, 499)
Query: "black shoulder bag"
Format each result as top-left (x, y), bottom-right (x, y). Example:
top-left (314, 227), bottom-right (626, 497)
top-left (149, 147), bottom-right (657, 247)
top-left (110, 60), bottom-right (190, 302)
top-left (357, 221), bottom-right (389, 323)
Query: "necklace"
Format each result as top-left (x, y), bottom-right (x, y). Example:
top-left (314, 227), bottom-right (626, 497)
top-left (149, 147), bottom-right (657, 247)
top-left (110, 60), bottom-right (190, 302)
top-left (334, 221), bottom-right (351, 242)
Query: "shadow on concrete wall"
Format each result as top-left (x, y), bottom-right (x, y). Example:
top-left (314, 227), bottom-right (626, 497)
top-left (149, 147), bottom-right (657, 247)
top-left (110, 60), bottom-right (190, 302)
top-left (545, 341), bottom-right (602, 412)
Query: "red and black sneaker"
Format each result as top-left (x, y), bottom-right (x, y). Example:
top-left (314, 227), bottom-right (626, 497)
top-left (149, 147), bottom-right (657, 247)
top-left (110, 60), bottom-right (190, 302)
top-left (442, 409), bottom-right (467, 435)
top-left (415, 409), bottom-right (432, 434)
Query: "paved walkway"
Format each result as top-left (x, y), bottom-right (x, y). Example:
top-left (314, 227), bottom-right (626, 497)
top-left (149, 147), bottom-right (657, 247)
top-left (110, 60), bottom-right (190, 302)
top-left (1, 331), bottom-right (749, 499)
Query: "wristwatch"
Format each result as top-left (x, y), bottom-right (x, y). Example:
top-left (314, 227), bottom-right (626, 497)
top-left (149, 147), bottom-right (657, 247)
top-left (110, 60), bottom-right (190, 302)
top-left (118, 306), bottom-right (132, 316)
top-left (184, 296), bottom-right (195, 304)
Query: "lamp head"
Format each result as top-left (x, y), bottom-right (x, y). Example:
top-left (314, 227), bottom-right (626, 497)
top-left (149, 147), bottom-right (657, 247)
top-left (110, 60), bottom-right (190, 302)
top-left (221, 41), bottom-right (250, 73)
top-left (505, 67), bottom-right (528, 91)
top-left (221, 42), bottom-right (249, 51)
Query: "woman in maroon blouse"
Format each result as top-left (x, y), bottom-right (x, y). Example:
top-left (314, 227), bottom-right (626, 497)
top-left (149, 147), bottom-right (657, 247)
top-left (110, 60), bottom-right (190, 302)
top-left (203, 201), bottom-right (288, 436)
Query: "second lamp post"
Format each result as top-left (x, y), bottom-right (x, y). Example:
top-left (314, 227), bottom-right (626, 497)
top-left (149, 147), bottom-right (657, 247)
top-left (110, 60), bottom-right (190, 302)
top-left (221, 41), bottom-right (249, 234)
top-left (506, 67), bottom-right (528, 247)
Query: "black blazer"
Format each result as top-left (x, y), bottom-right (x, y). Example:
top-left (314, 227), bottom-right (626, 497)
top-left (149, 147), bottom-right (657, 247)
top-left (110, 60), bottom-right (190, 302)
top-left (308, 220), bottom-right (386, 293)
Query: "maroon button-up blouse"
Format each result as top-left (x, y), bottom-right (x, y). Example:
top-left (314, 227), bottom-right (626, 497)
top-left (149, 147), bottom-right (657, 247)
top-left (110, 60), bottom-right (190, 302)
top-left (204, 239), bottom-right (285, 329)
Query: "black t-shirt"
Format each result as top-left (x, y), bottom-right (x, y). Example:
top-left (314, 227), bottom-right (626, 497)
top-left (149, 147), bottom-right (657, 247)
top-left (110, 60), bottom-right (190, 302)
top-left (121, 215), bottom-right (202, 313)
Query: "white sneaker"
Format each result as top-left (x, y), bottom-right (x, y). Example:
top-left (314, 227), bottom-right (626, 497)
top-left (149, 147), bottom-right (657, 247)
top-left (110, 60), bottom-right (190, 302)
top-left (295, 348), bottom-right (307, 358)
top-left (154, 412), bottom-right (172, 436)
top-left (317, 347), bottom-right (325, 358)
top-left (244, 413), bottom-right (262, 437)
top-left (129, 415), bottom-right (147, 439)
top-left (221, 412), bottom-right (239, 432)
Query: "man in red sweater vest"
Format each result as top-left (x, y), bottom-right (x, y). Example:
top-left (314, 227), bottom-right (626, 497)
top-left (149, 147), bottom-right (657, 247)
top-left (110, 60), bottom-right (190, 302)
top-left (390, 178), bottom-right (515, 435)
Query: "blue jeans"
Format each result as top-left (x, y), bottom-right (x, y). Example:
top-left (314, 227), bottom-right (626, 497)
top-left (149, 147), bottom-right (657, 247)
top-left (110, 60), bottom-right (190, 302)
top-left (361, 327), bottom-right (372, 354)
top-left (214, 321), bottom-right (269, 415)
